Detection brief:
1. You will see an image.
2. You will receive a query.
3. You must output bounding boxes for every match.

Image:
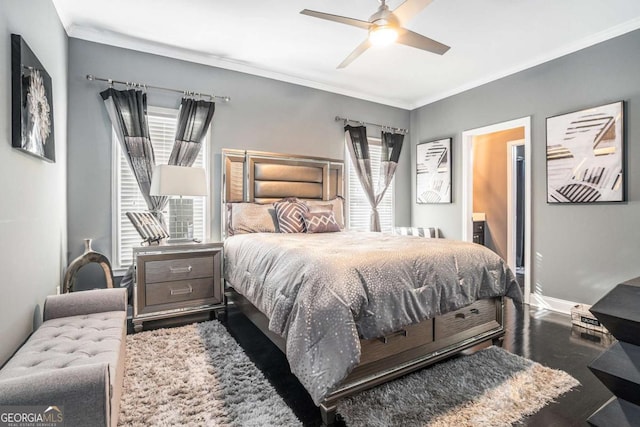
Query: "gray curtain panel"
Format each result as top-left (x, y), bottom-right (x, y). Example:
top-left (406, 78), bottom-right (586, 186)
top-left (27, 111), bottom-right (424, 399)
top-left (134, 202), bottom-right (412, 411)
top-left (100, 88), bottom-right (167, 219)
top-left (346, 125), bottom-right (404, 232)
top-left (150, 97), bottom-right (215, 219)
top-left (345, 125), bottom-right (377, 229)
top-left (168, 98), bottom-right (215, 166)
top-left (378, 130), bottom-right (404, 199)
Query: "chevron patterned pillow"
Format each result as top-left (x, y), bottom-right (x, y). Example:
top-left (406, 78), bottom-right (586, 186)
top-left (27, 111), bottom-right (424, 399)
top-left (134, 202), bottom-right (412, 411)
top-left (305, 197), bottom-right (345, 229)
top-left (303, 211), bottom-right (340, 233)
top-left (274, 198), bottom-right (310, 233)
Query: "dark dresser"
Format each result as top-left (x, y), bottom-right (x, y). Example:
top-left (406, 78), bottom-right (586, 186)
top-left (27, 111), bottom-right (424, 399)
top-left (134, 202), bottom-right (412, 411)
top-left (587, 276), bottom-right (640, 426)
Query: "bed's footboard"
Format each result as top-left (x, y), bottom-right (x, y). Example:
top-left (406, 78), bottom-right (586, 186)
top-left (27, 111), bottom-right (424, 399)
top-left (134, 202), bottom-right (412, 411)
top-left (227, 287), bottom-right (504, 426)
top-left (321, 297), bottom-right (504, 424)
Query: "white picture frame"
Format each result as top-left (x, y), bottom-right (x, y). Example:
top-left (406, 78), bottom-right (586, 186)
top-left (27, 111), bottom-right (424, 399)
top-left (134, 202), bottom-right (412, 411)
top-left (416, 138), bottom-right (452, 204)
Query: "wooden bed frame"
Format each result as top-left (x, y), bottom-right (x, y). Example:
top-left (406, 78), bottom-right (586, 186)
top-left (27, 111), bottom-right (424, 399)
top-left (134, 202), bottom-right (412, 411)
top-left (221, 149), bottom-right (505, 425)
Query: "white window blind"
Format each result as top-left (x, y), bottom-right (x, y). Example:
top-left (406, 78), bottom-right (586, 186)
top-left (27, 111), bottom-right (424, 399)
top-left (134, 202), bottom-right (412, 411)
top-left (346, 139), bottom-right (394, 232)
top-left (113, 106), bottom-right (208, 269)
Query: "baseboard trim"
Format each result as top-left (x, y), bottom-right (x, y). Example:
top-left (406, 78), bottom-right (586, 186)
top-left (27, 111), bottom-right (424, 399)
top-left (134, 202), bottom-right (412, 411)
top-left (529, 294), bottom-right (578, 315)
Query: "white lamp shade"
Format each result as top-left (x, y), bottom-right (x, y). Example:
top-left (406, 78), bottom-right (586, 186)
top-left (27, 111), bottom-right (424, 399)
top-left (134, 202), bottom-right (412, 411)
top-left (150, 165), bottom-right (208, 197)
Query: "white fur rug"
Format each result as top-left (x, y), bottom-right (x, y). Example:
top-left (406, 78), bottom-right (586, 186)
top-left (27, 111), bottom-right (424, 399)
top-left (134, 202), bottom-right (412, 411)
top-left (118, 321), bottom-right (300, 426)
top-left (338, 345), bottom-right (580, 427)
top-left (119, 321), bottom-right (578, 426)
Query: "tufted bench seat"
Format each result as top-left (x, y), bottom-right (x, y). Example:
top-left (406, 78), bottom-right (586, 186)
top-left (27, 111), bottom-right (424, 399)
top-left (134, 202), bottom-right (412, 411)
top-left (0, 288), bottom-right (127, 427)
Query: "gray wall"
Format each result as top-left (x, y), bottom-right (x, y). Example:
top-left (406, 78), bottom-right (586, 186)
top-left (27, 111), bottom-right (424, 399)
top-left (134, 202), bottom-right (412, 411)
top-left (67, 39), bottom-right (410, 278)
top-left (410, 29), bottom-right (640, 305)
top-left (0, 1), bottom-right (68, 365)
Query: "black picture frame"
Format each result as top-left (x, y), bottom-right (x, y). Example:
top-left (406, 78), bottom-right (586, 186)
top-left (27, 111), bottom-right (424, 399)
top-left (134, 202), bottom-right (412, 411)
top-left (416, 137), bottom-right (452, 204)
top-left (11, 34), bottom-right (55, 162)
top-left (546, 101), bottom-right (624, 203)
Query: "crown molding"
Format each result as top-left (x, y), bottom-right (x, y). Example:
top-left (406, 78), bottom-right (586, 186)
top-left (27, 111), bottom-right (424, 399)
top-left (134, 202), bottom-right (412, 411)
top-left (410, 16), bottom-right (640, 109)
top-left (67, 16), bottom-right (640, 112)
top-left (66, 25), bottom-right (413, 110)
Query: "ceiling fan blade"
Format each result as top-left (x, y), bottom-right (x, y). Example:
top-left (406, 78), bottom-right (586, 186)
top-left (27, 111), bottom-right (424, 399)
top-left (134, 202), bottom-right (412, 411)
top-left (397, 28), bottom-right (450, 55)
top-left (300, 9), bottom-right (372, 30)
top-left (337, 39), bottom-right (371, 69)
top-left (392, 0), bottom-right (434, 24)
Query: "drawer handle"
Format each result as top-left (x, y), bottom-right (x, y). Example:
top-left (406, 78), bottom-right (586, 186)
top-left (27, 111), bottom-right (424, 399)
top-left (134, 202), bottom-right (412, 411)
top-left (378, 329), bottom-right (408, 344)
top-left (170, 284), bottom-right (193, 296)
top-left (455, 308), bottom-right (480, 320)
top-left (170, 265), bottom-right (193, 274)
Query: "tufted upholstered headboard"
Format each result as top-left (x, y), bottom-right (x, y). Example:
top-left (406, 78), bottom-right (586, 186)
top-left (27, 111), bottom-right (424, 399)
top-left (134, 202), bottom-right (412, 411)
top-left (221, 149), bottom-right (344, 236)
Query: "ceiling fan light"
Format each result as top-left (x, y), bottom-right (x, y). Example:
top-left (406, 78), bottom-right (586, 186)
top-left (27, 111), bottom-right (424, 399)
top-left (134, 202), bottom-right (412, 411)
top-left (369, 26), bottom-right (398, 46)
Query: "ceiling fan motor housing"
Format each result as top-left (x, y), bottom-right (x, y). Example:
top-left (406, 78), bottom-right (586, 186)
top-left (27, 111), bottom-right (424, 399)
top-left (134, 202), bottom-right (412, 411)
top-left (369, 3), bottom-right (400, 30)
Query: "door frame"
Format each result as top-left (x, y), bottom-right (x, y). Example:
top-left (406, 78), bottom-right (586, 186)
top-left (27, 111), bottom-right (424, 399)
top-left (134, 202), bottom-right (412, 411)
top-left (507, 139), bottom-right (525, 274)
top-left (461, 117), bottom-right (531, 304)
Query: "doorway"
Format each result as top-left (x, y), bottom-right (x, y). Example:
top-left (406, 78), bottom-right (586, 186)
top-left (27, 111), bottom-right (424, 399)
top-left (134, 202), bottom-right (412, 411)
top-left (461, 117), bottom-right (531, 304)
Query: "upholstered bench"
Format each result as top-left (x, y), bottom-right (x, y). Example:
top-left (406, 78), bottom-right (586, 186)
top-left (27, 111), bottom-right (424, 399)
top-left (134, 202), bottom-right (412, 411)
top-left (0, 288), bottom-right (127, 427)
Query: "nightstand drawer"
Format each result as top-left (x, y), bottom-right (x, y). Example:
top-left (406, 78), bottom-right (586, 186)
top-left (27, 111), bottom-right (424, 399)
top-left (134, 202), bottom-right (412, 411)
top-left (146, 278), bottom-right (215, 306)
top-left (145, 255), bottom-right (214, 283)
top-left (434, 299), bottom-right (498, 340)
top-left (473, 221), bottom-right (484, 233)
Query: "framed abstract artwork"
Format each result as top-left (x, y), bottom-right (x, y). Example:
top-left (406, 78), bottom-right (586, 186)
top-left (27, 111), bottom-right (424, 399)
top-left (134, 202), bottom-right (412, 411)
top-left (546, 101), bottom-right (624, 203)
top-left (11, 34), bottom-right (55, 162)
top-left (416, 138), bottom-right (451, 204)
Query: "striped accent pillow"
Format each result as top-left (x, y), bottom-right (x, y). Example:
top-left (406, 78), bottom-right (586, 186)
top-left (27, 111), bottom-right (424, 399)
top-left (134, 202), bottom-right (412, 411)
top-left (274, 198), bottom-right (310, 233)
top-left (303, 211), bottom-right (340, 233)
top-left (393, 226), bottom-right (440, 238)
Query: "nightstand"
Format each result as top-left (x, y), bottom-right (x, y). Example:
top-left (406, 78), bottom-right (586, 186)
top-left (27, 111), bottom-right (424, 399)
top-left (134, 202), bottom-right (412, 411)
top-left (132, 241), bottom-right (224, 332)
top-left (473, 221), bottom-right (485, 246)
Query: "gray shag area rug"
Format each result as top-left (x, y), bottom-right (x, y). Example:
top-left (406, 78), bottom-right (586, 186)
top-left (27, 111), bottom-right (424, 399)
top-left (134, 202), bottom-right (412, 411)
top-left (118, 320), bottom-right (301, 426)
top-left (337, 346), bottom-right (580, 427)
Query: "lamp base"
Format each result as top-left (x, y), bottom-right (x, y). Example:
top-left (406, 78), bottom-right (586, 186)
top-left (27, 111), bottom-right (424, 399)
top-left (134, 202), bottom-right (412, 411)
top-left (169, 198), bottom-right (194, 240)
top-left (166, 238), bottom-right (201, 244)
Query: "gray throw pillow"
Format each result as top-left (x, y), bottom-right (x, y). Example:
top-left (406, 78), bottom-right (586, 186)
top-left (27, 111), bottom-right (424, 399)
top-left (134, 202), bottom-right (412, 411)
top-left (227, 202), bottom-right (278, 235)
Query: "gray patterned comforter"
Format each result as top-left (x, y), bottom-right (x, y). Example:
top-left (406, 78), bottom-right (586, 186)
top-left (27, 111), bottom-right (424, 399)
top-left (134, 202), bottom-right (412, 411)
top-left (224, 232), bottom-right (521, 404)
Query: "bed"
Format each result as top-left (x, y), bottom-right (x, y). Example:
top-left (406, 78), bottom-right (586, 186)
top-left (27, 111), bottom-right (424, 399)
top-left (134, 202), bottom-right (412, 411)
top-left (221, 149), bottom-right (521, 424)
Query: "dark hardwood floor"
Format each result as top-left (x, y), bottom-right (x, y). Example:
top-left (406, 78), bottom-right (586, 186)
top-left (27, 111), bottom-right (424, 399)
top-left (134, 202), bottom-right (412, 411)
top-left (220, 300), bottom-right (613, 426)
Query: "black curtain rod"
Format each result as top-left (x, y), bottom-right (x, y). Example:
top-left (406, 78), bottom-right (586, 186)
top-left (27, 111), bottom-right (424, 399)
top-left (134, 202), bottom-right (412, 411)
top-left (335, 116), bottom-right (408, 134)
top-left (86, 74), bottom-right (231, 102)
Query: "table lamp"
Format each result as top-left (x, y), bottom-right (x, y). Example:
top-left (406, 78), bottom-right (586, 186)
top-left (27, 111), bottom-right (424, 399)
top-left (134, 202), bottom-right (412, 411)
top-left (150, 165), bottom-right (207, 241)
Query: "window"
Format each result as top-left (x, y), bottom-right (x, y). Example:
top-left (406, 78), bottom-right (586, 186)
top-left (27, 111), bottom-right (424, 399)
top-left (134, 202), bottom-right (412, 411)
top-left (346, 138), bottom-right (394, 232)
top-left (112, 106), bottom-right (209, 269)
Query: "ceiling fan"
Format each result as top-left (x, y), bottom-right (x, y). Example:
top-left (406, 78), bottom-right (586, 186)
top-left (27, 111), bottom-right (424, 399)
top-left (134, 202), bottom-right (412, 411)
top-left (301, 0), bottom-right (449, 69)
